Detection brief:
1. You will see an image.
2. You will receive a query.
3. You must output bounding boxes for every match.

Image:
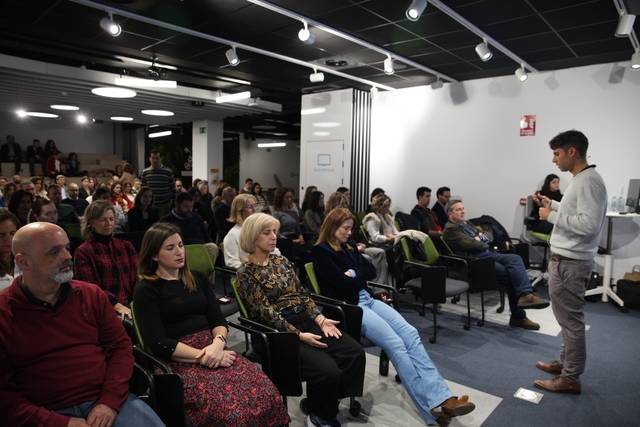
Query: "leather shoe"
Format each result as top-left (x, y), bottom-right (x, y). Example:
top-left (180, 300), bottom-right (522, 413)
top-left (517, 293), bottom-right (550, 309)
top-left (536, 360), bottom-right (562, 375)
top-left (534, 376), bottom-right (581, 394)
top-left (439, 396), bottom-right (476, 417)
top-left (435, 413), bottom-right (451, 427)
top-left (509, 317), bottom-right (540, 330)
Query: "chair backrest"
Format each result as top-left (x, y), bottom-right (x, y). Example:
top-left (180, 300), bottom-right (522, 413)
top-left (129, 301), bottom-right (147, 351)
top-left (185, 244), bottom-right (216, 278)
top-left (359, 224), bottom-right (370, 243)
top-left (422, 235), bottom-right (441, 265)
top-left (230, 277), bottom-right (249, 318)
top-left (305, 262), bottom-right (321, 293)
top-left (395, 211), bottom-right (419, 231)
top-left (399, 235), bottom-right (439, 265)
top-left (64, 223), bottom-right (81, 240)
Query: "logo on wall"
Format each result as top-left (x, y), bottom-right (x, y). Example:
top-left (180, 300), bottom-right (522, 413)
top-left (520, 115), bottom-right (536, 136)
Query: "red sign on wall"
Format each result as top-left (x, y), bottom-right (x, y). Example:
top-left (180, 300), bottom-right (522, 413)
top-left (520, 115), bottom-right (536, 136)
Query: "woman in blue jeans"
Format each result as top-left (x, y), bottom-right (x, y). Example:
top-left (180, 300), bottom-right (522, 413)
top-left (311, 208), bottom-right (476, 426)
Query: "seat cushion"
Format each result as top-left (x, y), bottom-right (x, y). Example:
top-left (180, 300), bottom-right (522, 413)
top-left (404, 277), bottom-right (469, 296)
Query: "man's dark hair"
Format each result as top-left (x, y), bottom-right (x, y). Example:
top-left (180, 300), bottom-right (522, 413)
top-left (336, 186), bottom-right (349, 194)
top-left (176, 191), bottom-right (194, 205)
top-left (416, 186), bottom-right (431, 199)
top-left (436, 186), bottom-right (450, 197)
top-left (149, 149), bottom-right (161, 156)
top-left (549, 130), bottom-right (588, 158)
top-left (370, 187), bottom-right (385, 201)
top-left (94, 187), bottom-right (110, 200)
top-left (244, 178), bottom-right (253, 184)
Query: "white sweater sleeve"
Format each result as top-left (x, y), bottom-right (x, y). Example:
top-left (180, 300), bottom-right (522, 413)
top-left (223, 229), bottom-right (242, 269)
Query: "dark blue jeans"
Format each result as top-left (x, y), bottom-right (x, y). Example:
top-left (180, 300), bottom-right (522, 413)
top-left (480, 250), bottom-right (533, 320)
top-left (55, 393), bottom-right (164, 426)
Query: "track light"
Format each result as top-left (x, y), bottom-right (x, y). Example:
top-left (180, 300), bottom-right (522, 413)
top-left (76, 114), bottom-right (88, 124)
top-left (298, 21), bottom-right (315, 45)
top-left (515, 65), bottom-right (528, 82)
top-left (631, 51), bottom-right (640, 69)
top-left (225, 47), bottom-right (239, 66)
top-left (406, 0), bottom-right (428, 21)
top-left (475, 39), bottom-right (493, 62)
top-left (615, 13), bottom-right (636, 37)
top-left (383, 55), bottom-right (394, 75)
top-left (309, 69), bottom-right (324, 83)
top-left (431, 78), bottom-right (444, 89)
top-left (99, 12), bottom-right (121, 37)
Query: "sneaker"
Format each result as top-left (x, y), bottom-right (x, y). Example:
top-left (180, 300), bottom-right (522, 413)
top-left (306, 414), bottom-right (341, 427)
top-left (517, 293), bottom-right (550, 309)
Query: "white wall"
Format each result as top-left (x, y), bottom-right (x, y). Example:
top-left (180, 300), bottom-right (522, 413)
top-left (0, 111), bottom-right (118, 154)
top-left (192, 120), bottom-right (223, 183)
top-left (370, 62), bottom-right (640, 281)
top-left (239, 137), bottom-right (300, 192)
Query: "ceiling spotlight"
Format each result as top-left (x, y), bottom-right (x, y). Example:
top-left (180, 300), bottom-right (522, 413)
top-left (91, 87), bottom-right (137, 98)
top-left (631, 51), bottom-right (640, 69)
top-left (406, 0), bottom-right (428, 21)
top-left (141, 109), bottom-right (174, 116)
top-left (99, 12), bottom-right (121, 37)
top-left (298, 21), bottom-right (315, 45)
top-left (515, 65), bottom-right (528, 82)
top-left (615, 12), bottom-right (636, 37)
top-left (51, 104), bottom-right (80, 111)
top-left (383, 55), bottom-right (394, 75)
top-left (16, 109), bottom-right (27, 118)
top-left (309, 70), bottom-right (325, 83)
top-left (225, 47), bottom-right (239, 66)
top-left (76, 114), bottom-right (88, 124)
top-left (431, 78), bottom-right (444, 89)
top-left (475, 39), bottom-right (493, 62)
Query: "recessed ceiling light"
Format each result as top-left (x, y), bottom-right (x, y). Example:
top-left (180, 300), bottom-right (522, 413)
top-left (313, 131), bottom-right (330, 136)
top-left (110, 116), bottom-right (134, 121)
top-left (114, 77), bottom-right (177, 88)
top-left (91, 87), bottom-right (137, 98)
top-left (149, 130), bottom-right (172, 138)
top-left (76, 114), bottom-right (88, 124)
top-left (301, 107), bottom-right (326, 115)
top-left (50, 104), bottom-right (80, 111)
top-left (313, 122), bottom-right (340, 128)
top-left (141, 109), bottom-right (174, 116)
top-left (23, 112), bottom-right (59, 118)
top-left (16, 109), bottom-right (27, 118)
top-left (216, 91), bottom-right (251, 103)
top-left (257, 142), bottom-right (286, 148)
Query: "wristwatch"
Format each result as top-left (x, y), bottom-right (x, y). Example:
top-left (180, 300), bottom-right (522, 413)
top-left (215, 335), bottom-right (227, 344)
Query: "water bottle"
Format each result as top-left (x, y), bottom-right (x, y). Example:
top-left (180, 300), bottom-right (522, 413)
top-left (610, 196), bottom-right (618, 212)
top-left (617, 195), bottom-right (626, 212)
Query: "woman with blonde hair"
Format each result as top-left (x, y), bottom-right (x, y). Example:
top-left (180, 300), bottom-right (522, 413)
top-left (74, 200), bottom-right (138, 319)
top-left (237, 213), bottom-right (365, 427)
top-left (324, 191), bottom-right (349, 213)
top-left (311, 208), bottom-right (475, 426)
top-left (133, 222), bottom-right (288, 427)
top-left (362, 194), bottom-right (398, 244)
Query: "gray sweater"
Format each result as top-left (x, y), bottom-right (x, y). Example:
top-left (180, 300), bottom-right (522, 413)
top-left (548, 166), bottom-right (607, 260)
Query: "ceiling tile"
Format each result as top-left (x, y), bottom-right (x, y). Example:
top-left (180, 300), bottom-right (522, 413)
top-left (540, 0), bottom-right (619, 30)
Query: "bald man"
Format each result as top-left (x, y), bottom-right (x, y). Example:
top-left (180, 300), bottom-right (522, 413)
top-left (0, 223), bottom-right (164, 427)
top-left (61, 182), bottom-right (89, 217)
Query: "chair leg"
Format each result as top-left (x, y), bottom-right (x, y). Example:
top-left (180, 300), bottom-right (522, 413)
top-left (429, 303), bottom-right (437, 343)
top-left (464, 292), bottom-right (471, 330)
top-left (496, 290), bottom-right (505, 313)
top-left (379, 349), bottom-right (389, 376)
top-left (477, 291), bottom-right (485, 327)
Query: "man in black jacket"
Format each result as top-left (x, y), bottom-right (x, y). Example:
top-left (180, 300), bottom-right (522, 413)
top-left (161, 192), bottom-right (211, 245)
top-left (26, 139), bottom-right (44, 176)
top-left (1, 135), bottom-right (22, 175)
top-left (411, 186), bottom-right (443, 239)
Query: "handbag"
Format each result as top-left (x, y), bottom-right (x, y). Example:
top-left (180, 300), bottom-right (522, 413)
top-left (623, 265), bottom-right (640, 282)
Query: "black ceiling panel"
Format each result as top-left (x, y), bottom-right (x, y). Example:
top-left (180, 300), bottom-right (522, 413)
top-left (540, 0), bottom-right (619, 30)
top-left (449, 0), bottom-right (535, 26)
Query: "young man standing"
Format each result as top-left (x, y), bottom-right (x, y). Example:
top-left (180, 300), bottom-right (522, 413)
top-left (533, 130), bottom-right (607, 394)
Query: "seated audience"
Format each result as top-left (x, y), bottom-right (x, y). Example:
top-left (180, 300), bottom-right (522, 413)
top-left (222, 194), bottom-right (281, 269)
top-left (0, 177), bottom-right (6, 194)
top-left (161, 192), bottom-right (211, 245)
top-left (8, 190), bottom-right (33, 228)
top-left (303, 190), bottom-right (325, 236)
top-left (240, 177), bottom-right (253, 194)
top-left (78, 176), bottom-right (91, 200)
top-left (432, 186), bottom-right (451, 229)
top-left (127, 187), bottom-right (159, 233)
top-left (31, 177), bottom-right (47, 198)
top-left (336, 186), bottom-right (350, 203)
top-left (21, 180), bottom-right (35, 197)
top-left (213, 186), bottom-right (236, 242)
top-left (530, 173), bottom-right (563, 234)
top-left (175, 179), bottom-right (186, 193)
top-left (301, 185), bottom-right (318, 214)
top-left (133, 222), bottom-right (289, 427)
top-left (325, 191), bottom-right (349, 212)
top-left (411, 186), bottom-right (444, 239)
top-left (123, 181), bottom-right (134, 202)
top-left (56, 175), bottom-right (68, 199)
top-left (252, 181), bottom-right (269, 213)
top-left (132, 178), bottom-right (142, 197)
top-left (0, 182), bottom-right (16, 208)
top-left (61, 182), bottom-right (89, 217)
top-left (47, 184), bottom-right (78, 226)
top-left (1, 134), bottom-right (22, 175)
top-left (0, 209), bottom-right (19, 290)
top-left (74, 200), bottom-right (138, 319)
top-left (29, 198), bottom-right (58, 224)
top-left (366, 187), bottom-right (385, 213)
top-left (196, 181), bottom-right (214, 231)
top-left (363, 194), bottom-right (398, 244)
top-left (110, 182), bottom-right (133, 214)
top-left (311, 208), bottom-right (476, 426)
top-left (93, 187), bottom-right (126, 233)
top-left (65, 152), bottom-right (85, 176)
top-left (272, 187), bottom-right (305, 244)
top-left (0, 222), bottom-right (163, 427)
top-left (237, 213), bottom-right (366, 427)
top-left (26, 139), bottom-right (43, 177)
top-left (443, 200), bottom-right (549, 330)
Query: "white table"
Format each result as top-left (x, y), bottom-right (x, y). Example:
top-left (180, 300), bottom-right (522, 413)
top-left (585, 212), bottom-right (640, 309)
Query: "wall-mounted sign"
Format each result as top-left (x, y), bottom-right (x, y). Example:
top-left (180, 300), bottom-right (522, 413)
top-left (520, 115), bottom-right (536, 136)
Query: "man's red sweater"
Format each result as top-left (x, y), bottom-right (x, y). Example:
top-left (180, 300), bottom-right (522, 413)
top-left (0, 279), bottom-right (133, 427)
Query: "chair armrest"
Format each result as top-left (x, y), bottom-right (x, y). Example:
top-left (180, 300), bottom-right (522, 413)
top-left (312, 295), bottom-right (362, 341)
top-left (366, 281), bottom-right (398, 296)
top-left (237, 316), bottom-right (278, 332)
top-left (214, 265), bottom-right (237, 277)
top-left (132, 345), bottom-right (172, 374)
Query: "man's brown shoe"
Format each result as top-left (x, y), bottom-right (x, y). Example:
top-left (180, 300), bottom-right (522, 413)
top-left (536, 360), bottom-right (563, 375)
top-left (435, 413), bottom-right (451, 427)
top-left (517, 293), bottom-right (550, 309)
top-left (534, 376), bottom-right (581, 394)
top-left (509, 317), bottom-right (540, 330)
top-left (440, 396), bottom-right (476, 417)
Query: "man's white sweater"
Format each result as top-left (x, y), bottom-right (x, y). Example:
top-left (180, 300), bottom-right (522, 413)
top-left (548, 166), bottom-right (607, 260)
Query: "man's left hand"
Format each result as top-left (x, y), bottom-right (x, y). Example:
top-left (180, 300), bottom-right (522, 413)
top-left (539, 207), bottom-right (551, 221)
top-left (86, 404), bottom-right (117, 427)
